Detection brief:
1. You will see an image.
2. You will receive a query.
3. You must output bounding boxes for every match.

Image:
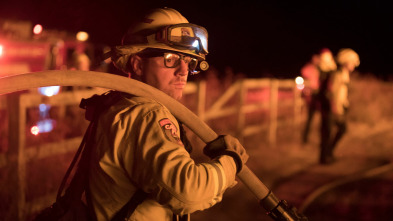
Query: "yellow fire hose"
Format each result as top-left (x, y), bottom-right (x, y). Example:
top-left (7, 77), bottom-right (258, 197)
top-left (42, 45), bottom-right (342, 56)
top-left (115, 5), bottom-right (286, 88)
top-left (0, 70), bottom-right (307, 220)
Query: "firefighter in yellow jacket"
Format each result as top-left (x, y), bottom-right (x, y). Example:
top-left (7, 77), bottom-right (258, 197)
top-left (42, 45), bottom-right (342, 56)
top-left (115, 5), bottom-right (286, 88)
top-left (319, 48), bottom-right (360, 164)
top-left (87, 8), bottom-right (249, 221)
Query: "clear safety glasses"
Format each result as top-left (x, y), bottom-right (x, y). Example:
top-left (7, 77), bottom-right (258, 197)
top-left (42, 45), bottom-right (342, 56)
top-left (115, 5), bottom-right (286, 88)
top-left (139, 51), bottom-right (200, 75)
top-left (155, 23), bottom-right (208, 55)
top-left (164, 53), bottom-right (198, 72)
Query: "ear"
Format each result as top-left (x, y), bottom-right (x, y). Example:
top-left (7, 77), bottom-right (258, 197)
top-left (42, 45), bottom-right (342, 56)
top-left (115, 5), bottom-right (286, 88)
top-left (130, 55), bottom-right (143, 77)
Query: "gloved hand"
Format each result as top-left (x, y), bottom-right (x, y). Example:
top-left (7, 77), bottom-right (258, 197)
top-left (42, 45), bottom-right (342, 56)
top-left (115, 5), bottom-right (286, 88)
top-left (203, 135), bottom-right (249, 173)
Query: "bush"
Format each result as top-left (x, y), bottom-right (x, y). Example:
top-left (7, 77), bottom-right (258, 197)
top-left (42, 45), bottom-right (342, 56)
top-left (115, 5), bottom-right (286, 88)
top-left (348, 73), bottom-right (393, 126)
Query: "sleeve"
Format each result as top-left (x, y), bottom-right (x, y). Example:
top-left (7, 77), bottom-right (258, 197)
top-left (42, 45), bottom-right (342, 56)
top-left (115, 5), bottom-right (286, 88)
top-left (330, 72), bottom-right (341, 115)
top-left (119, 104), bottom-right (237, 215)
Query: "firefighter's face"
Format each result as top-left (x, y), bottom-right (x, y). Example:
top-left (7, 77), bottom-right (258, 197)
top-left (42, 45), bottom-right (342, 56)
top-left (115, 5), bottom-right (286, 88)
top-left (132, 53), bottom-right (188, 100)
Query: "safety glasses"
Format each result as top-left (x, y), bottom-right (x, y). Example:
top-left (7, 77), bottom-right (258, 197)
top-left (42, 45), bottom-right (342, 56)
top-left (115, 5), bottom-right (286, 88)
top-left (139, 50), bottom-right (200, 75)
top-left (164, 53), bottom-right (198, 73)
top-left (155, 23), bottom-right (208, 55)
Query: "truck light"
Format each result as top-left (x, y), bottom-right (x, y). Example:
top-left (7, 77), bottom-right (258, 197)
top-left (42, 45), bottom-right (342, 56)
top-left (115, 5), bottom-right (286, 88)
top-left (38, 86), bottom-right (60, 97)
top-left (295, 76), bottom-right (305, 90)
top-left (31, 126), bottom-right (40, 135)
top-left (76, 31), bottom-right (89, 41)
top-left (33, 24), bottom-right (43, 35)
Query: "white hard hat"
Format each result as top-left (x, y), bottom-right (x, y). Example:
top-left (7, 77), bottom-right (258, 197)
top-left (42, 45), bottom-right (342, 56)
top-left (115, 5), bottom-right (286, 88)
top-left (337, 48), bottom-right (360, 67)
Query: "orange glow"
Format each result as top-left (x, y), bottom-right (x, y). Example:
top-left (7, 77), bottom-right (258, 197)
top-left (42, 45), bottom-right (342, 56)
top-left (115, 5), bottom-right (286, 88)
top-left (31, 126), bottom-right (40, 135)
top-left (0, 45), bottom-right (3, 57)
top-left (33, 24), bottom-right (43, 35)
top-left (76, 31), bottom-right (89, 41)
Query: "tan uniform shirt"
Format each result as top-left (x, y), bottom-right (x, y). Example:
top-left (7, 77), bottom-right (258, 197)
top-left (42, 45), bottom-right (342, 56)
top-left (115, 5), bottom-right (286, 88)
top-left (88, 94), bottom-right (237, 221)
top-left (330, 70), bottom-right (350, 115)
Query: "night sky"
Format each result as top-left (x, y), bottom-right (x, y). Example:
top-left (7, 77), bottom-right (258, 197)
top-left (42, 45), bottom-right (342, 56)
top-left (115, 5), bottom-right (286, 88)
top-left (1, 0), bottom-right (392, 79)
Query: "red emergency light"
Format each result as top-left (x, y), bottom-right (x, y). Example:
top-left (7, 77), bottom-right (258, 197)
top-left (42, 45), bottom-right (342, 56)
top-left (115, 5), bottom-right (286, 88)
top-left (31, 126), bottom-right (39, 136)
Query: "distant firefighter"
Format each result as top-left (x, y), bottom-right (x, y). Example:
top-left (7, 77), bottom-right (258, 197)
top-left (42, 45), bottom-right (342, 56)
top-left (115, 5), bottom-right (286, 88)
top-left (319, 48), bottom-right (360, 164)
top-left (302, 48), bottom-right (337, 144)
top-left (70, 45), bottom-right (91, 71)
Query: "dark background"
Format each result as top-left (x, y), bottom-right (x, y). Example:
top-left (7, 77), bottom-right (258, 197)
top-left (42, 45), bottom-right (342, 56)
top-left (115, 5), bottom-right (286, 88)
top-left (1, 0), bottom-right (392, 79)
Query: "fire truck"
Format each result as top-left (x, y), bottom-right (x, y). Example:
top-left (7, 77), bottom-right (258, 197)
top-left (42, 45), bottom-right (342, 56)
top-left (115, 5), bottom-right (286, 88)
top-left (0, 19), bottom-right (107, 135)
top-left (0, 19), bottom-right (100, 77)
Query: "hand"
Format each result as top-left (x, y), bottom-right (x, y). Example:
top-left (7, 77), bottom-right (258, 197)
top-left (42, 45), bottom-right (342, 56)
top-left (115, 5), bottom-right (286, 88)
top-left (203, 135), bottom-right (249, 173)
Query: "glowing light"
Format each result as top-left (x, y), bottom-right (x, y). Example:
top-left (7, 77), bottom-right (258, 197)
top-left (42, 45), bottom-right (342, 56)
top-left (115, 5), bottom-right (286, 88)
top-left (295, 76), bottom-right (304, 85)
top-left (33, 24), bottom-right (43, 35)
top-left (0, 45), bottom-right (3, 57)
top-left (38, 86), bottom-right (60, 97)
top-left (39, 103), bottom-right (49, 112)
top-left (296, 84), bottom-right (305, 90)
top-left (36, 119), bottom-right (55, 133)
top-left (295, 76), bottom-right (305, 90)
top-left (76, 31), bottom-right (89, 41)
top-left (31, 126), bottom-right (40, 135)
top-left (192, 40), bottom-right (199, 48)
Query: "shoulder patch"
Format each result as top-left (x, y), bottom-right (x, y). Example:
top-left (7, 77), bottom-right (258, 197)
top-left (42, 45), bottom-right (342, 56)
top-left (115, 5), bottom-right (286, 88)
top-left (159, 118), bottom-right (183, 145)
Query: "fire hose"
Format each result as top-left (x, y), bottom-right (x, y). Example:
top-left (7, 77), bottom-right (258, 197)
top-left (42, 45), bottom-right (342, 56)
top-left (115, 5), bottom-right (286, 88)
top-left (0, 70), bottom-right (307, 220)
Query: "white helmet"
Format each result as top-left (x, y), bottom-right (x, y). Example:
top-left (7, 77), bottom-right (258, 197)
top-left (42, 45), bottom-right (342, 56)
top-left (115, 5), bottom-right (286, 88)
top-left (336, 48), bottom-right (360, 67)
top-left (111, 8), bottom-right (209, 74)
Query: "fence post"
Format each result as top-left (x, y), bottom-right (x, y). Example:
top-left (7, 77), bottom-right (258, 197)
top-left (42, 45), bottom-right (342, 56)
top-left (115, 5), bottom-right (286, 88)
top-left (269, 80), bottom-right (278, 146)
top-left (236, 80), bottom-right (246, 142)
top-left (197, 80), bottom-right (206, 121)
top-left (293, 84), bottom-right (302, 126)
top-left (7, 93), bottom-right (26, 221)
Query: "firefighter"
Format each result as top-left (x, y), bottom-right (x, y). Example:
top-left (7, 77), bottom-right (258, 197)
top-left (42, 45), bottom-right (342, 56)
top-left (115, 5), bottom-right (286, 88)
top-left (87, 8), bottom-right (248, 221)
top-left (319, 48), bottom-right (359, 164)
top-left (302, 48), bottom-right (337, 144)
top-left (301, 53), bottom-right (320, 144)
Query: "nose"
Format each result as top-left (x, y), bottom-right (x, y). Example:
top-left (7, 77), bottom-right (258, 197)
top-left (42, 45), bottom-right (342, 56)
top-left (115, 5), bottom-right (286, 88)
top-left (174, 60), bottom-right (189, 77)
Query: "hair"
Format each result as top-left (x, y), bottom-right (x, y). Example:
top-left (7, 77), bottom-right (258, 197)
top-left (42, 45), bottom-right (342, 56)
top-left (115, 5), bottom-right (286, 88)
top-left (319, 48), bottom-right (332, 54)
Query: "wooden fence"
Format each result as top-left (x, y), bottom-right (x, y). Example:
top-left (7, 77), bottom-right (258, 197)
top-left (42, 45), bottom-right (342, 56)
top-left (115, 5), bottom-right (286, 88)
top-left (189, 78), bottom-right (304, 144)
top-left (0, 78), bottom-right (305, 220)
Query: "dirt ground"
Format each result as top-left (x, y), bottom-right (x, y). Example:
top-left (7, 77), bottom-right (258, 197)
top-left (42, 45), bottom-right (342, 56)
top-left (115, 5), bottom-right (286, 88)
top-left (190, 115), bottom-right (393, 221)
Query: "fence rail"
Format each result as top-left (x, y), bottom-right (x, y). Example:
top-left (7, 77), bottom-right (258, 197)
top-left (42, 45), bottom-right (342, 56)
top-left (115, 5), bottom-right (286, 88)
top-left (0, 78), bottom-right (305, 220)
top-left (181, 78), bottom-right (304, 143)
